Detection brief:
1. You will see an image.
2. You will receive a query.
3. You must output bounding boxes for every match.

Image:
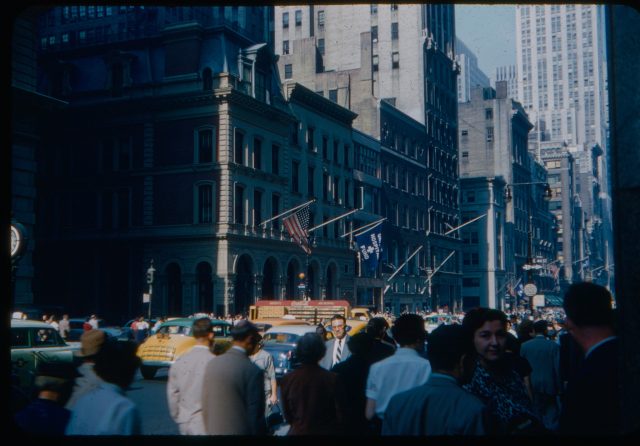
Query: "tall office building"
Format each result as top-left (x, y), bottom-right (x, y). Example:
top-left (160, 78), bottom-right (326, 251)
top-left (495, 65), bottom-right (518, 101)
top-left (455, 37), bottom-right (490, 103)
top-left (274, 4), bottom-right (463, 311)
top-left (516, 4), bottom-right (611, 285)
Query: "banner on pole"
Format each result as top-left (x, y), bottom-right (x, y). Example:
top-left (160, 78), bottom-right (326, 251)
top-left (355, 225), bottom-right (383, 272)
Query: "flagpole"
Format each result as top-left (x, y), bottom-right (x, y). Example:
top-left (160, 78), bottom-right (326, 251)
top-left (340, 217), bottom-right (386, 238)
top-left (443, 213), bottom-right (487, 235)
top-left (422, 250), bottom-right (455, 295)
top-left (259, 198), bottom-right (316, 227)
top-left (383, 246), bottom-right (423, 295)
top-left (308, 208), bottom-right (359, 233)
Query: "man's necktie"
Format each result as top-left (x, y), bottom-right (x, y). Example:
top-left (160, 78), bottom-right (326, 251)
top-left (334, 339), bottom-right (342, 366)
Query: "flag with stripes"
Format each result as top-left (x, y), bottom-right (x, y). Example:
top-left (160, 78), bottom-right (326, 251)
top-left (549, 263), bottom-right (560, 281)
top-left (283, 205), bottom-right (312, 255)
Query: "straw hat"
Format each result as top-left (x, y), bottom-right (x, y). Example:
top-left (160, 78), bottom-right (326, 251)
top-left (74, 329), bottom-right (106, 358)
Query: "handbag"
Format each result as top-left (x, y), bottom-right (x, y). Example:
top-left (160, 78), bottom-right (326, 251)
top-left (266, 402), bottom-right (284, 429)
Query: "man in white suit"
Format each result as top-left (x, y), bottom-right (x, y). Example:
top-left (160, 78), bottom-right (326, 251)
top-left (167, 317), bottom-right (215, 435)
top-left (320, 314), bottom-right (352, 370)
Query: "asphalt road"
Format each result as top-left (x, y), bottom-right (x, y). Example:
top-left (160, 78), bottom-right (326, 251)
top-left (128, 368), bottom-right (180, 435)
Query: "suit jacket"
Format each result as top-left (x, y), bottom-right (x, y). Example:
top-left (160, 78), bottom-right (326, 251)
top-left (560, 337), bottom-right (620, 435)
top-left (332, 355), bottom-right (372, 435)
top-left (167, 345), bottom-right (214, 434)
top-left (202, 346), bottom-right (266, 435)
top-left (280, 363), bottom-right (343, 435)
top-left (320, 336), bottom-right (351, 370)
top-left (382, 373), bottom-right (490, 435)
top-left (520, 335), bottom-right (562, 395)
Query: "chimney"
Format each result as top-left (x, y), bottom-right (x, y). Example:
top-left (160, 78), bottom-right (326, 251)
top-left (496, 80), bottom-right (508, 99)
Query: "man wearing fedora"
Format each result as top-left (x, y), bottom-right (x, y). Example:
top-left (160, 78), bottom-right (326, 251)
top-left (66, 329), bottom-right (106, 409)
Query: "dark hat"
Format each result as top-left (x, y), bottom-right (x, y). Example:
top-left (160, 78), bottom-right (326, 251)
top-left (427, 324), bottom-right (469, 357)
top-left (230, 320), bottom-right (259, 340)
top-left (34, 361), bottom-right (79, 389)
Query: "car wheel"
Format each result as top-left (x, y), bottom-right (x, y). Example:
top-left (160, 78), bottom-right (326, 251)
top-left (140, 365), bottom-right (157, 379)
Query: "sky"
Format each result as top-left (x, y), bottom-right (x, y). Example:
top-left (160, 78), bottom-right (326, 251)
top-left (455, 4), bottom-right (517, 85)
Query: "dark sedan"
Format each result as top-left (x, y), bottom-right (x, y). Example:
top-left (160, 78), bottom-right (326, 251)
top-left (261, 325), bottom-right (318, 379)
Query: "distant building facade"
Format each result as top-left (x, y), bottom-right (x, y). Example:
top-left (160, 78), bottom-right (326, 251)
top-left (455, 37), bottom-right (490, 103)
top-left (495, 64), bottom-right (518, 101)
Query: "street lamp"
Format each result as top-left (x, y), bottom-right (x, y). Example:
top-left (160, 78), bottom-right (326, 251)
top-left (146, 259), bottom-right (155, 319)
top-left (505, 182), bottom-right (553, 310)
top-left (297, 272), bottom-right (306, 300)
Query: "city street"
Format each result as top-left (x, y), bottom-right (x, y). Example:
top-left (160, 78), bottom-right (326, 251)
top-left (128, 369), bottom-right (179, 435)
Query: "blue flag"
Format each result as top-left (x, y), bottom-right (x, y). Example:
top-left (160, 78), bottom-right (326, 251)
top-left (355, 225), bottom-right (383, 272)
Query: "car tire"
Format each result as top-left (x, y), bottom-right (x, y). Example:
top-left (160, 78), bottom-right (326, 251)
top-left (140, 365), bottom-right (157, 379)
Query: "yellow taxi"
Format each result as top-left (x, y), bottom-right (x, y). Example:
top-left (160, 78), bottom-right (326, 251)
top-left (137, 318), bottom-right (232, 379)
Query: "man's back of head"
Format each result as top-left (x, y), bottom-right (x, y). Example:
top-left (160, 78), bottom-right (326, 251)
top-left (391, 314), bottom-right (425, 347)
top-left (563, 282), bottom-right (613, 328)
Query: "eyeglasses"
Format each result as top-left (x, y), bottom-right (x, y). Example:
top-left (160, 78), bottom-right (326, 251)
top-left (331, 325), bottom-right (345, 329)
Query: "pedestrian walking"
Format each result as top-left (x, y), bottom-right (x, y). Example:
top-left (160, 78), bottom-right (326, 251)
top-left (58, 314), bottom-right (70, 340)
top-left (365, 314), bottom-right (431, 432)
top-left (88, 314), bottom-right (99, 329)
top-left (133, 316), bottom-right (150, 344)
top-left (66, 339), bottom-right (142, 435)
top-left (66, 329), bottom-right (107, 409)
top-left (48, 315), bottom-right (60, 332)
top-left (462, 308), bottom-right (543, 435)
top-left (520, 320), bottom-right (562, 431)
top-left (559, 282), bottom-right (621, 435)
top-left (365, 317), bottom-right (396, 364)
top-left (382, 324), bottom-right (491, 435)
top-left (14, 362), bottom-right (77, 435)
top-left (82, 317), bottom-right (92, 331)
top-left (280, 333), bottom-right (343, 435)
top-left (201, 320), bottom-right (266, 435)
top-left (167, 317), bottom-right (215, 435)
top-left (249, 334), bottom-right (278, 417)
top-left (332, 332), bottom-right (376, 435)
top-left (320, 314), bottom-right (351, 369)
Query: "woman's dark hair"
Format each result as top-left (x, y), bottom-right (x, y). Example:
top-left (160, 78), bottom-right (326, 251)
top-left (295, 333), bottom-right (326, 365)
top-left (462, 307), bottom-right (508, 339)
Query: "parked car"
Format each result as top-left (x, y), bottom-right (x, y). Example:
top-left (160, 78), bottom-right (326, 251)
top-left (136, 318), bottom-right (232, 379)
top-left (262, 324), bottom-right (318, 379)
top-left (10, 319), bottom-right (79, 394)
top-left (251, 318), bottom-right (311, 335)
top-left (66, 318), bottom-right (131, 343)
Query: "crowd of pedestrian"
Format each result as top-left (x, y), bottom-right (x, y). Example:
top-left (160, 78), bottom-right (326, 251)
top-left (11, 282), bottom-right (623, 436)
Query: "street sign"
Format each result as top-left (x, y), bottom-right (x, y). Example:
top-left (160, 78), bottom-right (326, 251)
top-left (524, 282), bottom-right (538, 297)
top-left (143, 293), bottom-right (150, 303)
top-left (297, 283), bottom-right (306, 290)
top-left (533, 294), bottom-right (545, 307)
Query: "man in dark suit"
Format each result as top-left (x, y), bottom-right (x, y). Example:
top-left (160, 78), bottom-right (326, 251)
top-left (520, 319), bottom-right (562, 431)
top-left (559, 282), bottom-right (620, 435)
top-left (202, 320), bottom-right (266, 435)
top-left (320, 314), bottom-right (351, 369)
top-left (365, 317), bottom-right (396, 365)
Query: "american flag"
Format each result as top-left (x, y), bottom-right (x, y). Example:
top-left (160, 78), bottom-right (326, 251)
top-left (549, 263), bottom-right (560, 281)
top-left (283, 205), bottom-right (312, 255)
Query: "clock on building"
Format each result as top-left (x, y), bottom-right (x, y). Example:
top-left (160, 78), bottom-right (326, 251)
top-left (11, 223), bottom-right (25, 258)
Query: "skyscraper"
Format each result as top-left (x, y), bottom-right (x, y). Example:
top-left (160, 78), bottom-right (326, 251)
top-left (455, 37), bottom-right (490, 103)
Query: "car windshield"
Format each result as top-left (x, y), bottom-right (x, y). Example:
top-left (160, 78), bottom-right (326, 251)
top-left (157, 325), bottom-right (191, 335)
top-left (263, 332), bottom-right (300, 344)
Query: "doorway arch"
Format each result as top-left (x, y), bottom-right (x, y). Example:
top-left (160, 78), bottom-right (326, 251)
top-left (261, 257), bottom-right (279, 300)
top-left (326, 262), bottom-right (338, 300)
top-left (286, 259), bottom-right (301, 299)
top-left (234, 254), bottom-right (254, 314)
top-left (196, 262), bottom-right (213, 314)
top-left (166, 263), bottom-right (182, 315)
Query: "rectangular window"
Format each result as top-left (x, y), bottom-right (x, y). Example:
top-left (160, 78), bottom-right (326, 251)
top-left (234, 184), bottom-right (244, 225)
top-left (333, 140), bottom-right (339, 164)
top-left (466, 191), bottom-right (476, 203)
top-left (253, 138), bottom-right (262, 170)
top-left (308, 167), bottom-right (315, 195)
top-left (323, 173), bottom-right (329, 201)
top-left (485, 108), bottom-right (493, 120)
top-left (271, 144), bottom-right (280, 175)
top-left (234, 130), bottom-right (244, 164)
top-left (295, 10), bottom-right (302, 26)
top-left (371, 4), bottom-right (378, 14)
top-left (253, 190), bottom-right (262, 226)
top-left (392, 52), bottom-right (400, 69)
top-left (329, 88), bottom-right (337, 102)
top-left (391, 22), bottom-right (399, 40)
top-left (284, 64), bottom-right (293, 79)
top-left (318, 38), bottom-right (325, 55)
top-left (290, 122), bottom-right (299, 146)
top-left (371, 26), bottom-right (378, 41)
top-left (282, 12), bottom-right (289, 28)
top-left (199, 184), bottom-right (213, 224)
top-left (292, 160), bottom-right (300, 193)
top-left (283, 40), bottom-right (290, 55)
top-left (333, 177), bottom-right (339, 202)
top-left (198, 129), bottom-right (214, 163)
top-left (391, 4), bottom-right (398, 11)
top-left (322, 136), bottom-right (329, 159)
top-left (461, 129), bottom-right (468, 136)
top-left (486, 127), bottom-right (494, 142)
top-left (271, 194), bottom-right (280, 230)
top-left (372, 55), bottom-right (379, 72)
top-left (307, 127), bottom-right (315, 152)
top-left (318, 10), bottom-right (325, 26)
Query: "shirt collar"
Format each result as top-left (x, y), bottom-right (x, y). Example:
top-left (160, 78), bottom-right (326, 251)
top-left (191, 345), bottom-right (210, 350)
top-left (585, 336), bottom-right (617, 358)
top-left (395, 347), bottom-right (420, 356)
top-left (99, 381), bottom-right (125, 395)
